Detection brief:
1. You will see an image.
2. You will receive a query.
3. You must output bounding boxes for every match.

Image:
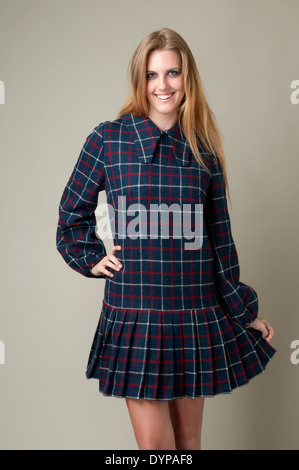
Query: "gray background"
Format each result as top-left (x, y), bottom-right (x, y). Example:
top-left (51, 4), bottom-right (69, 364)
top-left (0, 0), bottom-right (298, 450)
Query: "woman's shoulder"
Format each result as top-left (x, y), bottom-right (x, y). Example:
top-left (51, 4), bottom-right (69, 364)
top-left (91, 113), bottom-right (133, 137)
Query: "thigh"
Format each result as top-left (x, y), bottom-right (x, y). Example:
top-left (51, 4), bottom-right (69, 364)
top-left (168, 396), bottom-right (205, 440)
top-left (125, 398), bottom-right (176, 450)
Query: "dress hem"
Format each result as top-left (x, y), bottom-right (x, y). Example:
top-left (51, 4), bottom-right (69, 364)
top-left (86, 349), bottom-right (276, 401)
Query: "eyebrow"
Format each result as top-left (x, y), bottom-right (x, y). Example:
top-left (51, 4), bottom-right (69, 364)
top-left (146, 67), bottom-right (181, 73)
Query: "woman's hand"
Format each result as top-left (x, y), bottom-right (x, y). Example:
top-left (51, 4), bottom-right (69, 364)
top-left (246, 317), bottom-right (274, 342)
top-left (90, 245), bottom-right (122, 278)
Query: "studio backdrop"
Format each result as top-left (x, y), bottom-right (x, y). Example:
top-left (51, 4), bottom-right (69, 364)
top-left (0, 0), bottom-right (298, 450)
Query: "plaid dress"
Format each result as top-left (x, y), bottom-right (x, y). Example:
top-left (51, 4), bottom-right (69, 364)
top-left (56, 113), bottom-right (276, 400)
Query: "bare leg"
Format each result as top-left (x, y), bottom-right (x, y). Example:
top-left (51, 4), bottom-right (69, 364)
top-left (125, 398), bottom-right (176, 450)
top-left (168, 397), bottom-right (205, 450)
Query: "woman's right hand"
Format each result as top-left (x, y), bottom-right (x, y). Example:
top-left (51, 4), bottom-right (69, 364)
top-left (90, 245), bottom-right (122, 278)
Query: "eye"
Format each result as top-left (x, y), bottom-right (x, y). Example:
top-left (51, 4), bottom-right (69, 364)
top-left (146, 73), bottom-right (156, 79)
top-left (168, 70), bottom-right (180, 76)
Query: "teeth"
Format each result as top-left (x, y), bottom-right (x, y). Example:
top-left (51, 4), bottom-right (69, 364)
top-left (156, 94), bottom-right (173, 100)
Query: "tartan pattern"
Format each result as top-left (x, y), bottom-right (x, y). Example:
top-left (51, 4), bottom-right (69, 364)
top-left (86, 300), bottom-right (275, 400)
top-left (57, 113), bottom-right (276, 399)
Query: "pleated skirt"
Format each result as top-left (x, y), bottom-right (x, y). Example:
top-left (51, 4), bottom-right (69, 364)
top-left (86, 299), bottom-right (276, 400)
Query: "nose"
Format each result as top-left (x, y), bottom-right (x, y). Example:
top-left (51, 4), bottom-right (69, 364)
top-left (158, 75), bottom-right (171, 91)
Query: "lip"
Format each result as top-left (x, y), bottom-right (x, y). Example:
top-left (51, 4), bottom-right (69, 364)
top-left (154, 92), bottom-right (175, 102)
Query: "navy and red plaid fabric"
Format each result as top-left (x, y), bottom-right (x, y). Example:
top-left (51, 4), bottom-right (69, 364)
top-left (56, 113), bottom-right (276, 399)
top-left (86, 300), bottom-right (275, 400)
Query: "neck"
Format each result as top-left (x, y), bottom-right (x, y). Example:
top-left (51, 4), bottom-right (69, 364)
top-left (147, 111), bottom-right (178, 132)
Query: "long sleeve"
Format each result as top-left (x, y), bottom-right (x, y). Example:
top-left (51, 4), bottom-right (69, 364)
top-left (204, 155), bottom-right (258, 327)
top-left (56, 124), bottom-right (107, 278)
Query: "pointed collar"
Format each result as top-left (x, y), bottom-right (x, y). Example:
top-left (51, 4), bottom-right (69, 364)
top-left (121, 113), bottom-right (191, 167)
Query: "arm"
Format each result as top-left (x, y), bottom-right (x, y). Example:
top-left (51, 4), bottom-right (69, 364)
top-left (56, 123), bottom-right (107, 279)
top-left (204, 154), bottom-right (258, 327)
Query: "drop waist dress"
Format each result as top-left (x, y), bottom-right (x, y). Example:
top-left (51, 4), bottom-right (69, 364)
top-left (56, 113), bottom-right (276, 400)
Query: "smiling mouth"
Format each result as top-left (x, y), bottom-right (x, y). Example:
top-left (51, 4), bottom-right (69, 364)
top-left (154, 93), bottom-right (175, 102)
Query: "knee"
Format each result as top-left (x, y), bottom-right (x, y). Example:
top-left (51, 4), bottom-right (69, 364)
top-left (138, 434), bottom-right (176, 450)
top-left (175, 433), bottom-right (201, 450)
top-left (138, 440), bottom-right (163, 450)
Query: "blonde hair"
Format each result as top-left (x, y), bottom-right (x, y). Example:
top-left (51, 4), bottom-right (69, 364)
top-left (117, 27), bottom-right (231, 206)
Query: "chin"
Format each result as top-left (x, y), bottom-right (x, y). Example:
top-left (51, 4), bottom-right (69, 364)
top-left (151, 103), bottom-right (179, 115)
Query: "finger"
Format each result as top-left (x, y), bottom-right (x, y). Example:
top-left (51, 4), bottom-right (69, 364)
top-left (262, 328), bottom-right (269, 339)
top-left (107, 250), bottom-right (122, 268)
top-left (111, 245), bottom-right (122, 254)
top-left (266, 321), bottom-right (273, 335)
top-left (264, 324), bottom-right (274, 341)
top-left (100, 266), bottom-right (114, 277)
top-left (109, 245), bottom-right (122, 258)
top-left (106, 254), bottom-right (123, 269)
top-left (260, 322), bottom-right (269, 339)
top-left (267, 327), bottom-right (274, 341)
top-left (91, 264), bottom-right (114, 277)
top-left (105, 260), bottom-right (122, 271)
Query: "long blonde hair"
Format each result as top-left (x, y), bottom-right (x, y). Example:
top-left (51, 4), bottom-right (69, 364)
top-left (117, 27), bottom-right (231, 206)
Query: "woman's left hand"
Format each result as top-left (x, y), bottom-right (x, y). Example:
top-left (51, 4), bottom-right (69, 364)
top-left (246, 317), bottom-right (274, 342)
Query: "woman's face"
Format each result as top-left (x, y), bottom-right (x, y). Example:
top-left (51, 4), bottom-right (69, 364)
top-left (146, 49), bottom-right (185, 126)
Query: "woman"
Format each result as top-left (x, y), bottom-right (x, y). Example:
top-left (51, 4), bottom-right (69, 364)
top-left (56, 27), bottom-right (276, 450)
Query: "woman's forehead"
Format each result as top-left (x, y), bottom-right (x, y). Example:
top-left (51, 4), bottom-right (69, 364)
top-left (147, 49), bottom-right (182, 69)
